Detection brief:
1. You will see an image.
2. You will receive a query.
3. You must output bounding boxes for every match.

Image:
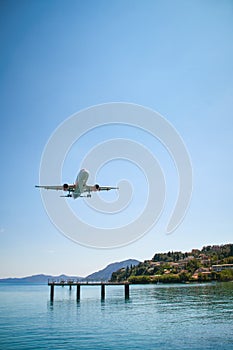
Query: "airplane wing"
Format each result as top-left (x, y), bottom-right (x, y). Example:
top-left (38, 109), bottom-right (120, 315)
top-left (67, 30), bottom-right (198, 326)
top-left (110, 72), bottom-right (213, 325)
top-left (35, 185), bottom-right (75, 191)
top-left (85, 185), bottom-right (119, 192)
top-left (99, 186), bottom-right (119, 191)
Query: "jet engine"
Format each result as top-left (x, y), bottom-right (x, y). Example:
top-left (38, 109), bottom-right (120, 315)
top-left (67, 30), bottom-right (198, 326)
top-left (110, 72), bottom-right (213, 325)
top-left (95, 184), bottom-right (100, 191)
top-left (63, 183), bottom-right (69, 191)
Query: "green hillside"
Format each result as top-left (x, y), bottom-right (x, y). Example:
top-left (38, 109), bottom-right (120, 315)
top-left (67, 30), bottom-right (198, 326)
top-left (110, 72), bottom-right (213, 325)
top-left (110, 244), bottom-right (233, 283)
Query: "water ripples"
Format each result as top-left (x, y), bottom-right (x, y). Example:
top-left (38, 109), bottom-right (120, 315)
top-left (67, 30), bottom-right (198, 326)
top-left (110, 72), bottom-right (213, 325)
top-left (0, 283), bottom-right (232, 349)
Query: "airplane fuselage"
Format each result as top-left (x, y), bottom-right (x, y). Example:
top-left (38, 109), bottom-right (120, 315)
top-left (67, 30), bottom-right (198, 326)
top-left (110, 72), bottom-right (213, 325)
top-left (72, 168), bottom-right (89, 199)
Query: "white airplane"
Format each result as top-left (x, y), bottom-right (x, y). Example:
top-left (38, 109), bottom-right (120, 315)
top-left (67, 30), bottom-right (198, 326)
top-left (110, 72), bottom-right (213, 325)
top-left (35, 168), bottom-right (119, 199)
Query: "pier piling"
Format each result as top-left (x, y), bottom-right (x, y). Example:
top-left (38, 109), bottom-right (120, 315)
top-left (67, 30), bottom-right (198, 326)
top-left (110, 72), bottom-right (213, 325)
top-left (101, 283), bottom-right (105, 300)
top-left (125, 283), bottom-right (129, 299)
top-left (50, 284), bottom-right (54, 301)
top-left (76, 284), bottom-right (80, 301)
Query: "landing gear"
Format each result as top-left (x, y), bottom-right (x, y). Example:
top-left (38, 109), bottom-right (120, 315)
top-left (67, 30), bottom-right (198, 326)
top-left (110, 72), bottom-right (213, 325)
top-left (60, 194), bottom-right (72, 198)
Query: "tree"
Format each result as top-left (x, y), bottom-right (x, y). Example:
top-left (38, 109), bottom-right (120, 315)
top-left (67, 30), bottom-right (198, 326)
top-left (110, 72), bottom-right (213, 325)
top-left (128, 276), bottom-right (151, 284)
top-left (218, 269), bottom-right (233, 282)
top-left (186, 259), bottom-right (200, 273)
top-left (179, 272), bottom-right (191, 282)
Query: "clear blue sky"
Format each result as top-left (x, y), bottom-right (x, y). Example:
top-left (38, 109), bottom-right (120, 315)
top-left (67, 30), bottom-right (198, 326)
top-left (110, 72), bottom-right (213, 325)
top-left (1, 0), bottom-right (232, 278)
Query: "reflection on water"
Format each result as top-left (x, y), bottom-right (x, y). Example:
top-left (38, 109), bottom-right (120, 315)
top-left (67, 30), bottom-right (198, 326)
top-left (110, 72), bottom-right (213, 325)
top-left (0, 282), bottom-right (232, 349)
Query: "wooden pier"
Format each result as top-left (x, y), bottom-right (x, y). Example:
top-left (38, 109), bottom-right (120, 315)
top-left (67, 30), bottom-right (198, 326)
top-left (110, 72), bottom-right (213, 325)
top-left (48, 281), bottom-right (131, 301)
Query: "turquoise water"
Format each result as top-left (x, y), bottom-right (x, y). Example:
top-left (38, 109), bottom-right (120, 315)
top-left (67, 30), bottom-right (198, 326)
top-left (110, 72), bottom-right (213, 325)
top-left (0, 283), bottom-right (232, 349)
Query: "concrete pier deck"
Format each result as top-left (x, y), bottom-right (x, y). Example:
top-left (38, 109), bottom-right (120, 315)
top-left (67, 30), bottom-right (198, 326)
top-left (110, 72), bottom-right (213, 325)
top-left (48, 281), bottom-right (131, 301)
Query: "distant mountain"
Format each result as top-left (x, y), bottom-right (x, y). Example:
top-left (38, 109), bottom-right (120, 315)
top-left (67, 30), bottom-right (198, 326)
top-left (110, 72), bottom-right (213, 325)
top-left (0, 259), bottom-right (140, 284)
top-left (0, 274), bottom-right (83, 284)
top-left (85, 259), bottom-right (140, 281)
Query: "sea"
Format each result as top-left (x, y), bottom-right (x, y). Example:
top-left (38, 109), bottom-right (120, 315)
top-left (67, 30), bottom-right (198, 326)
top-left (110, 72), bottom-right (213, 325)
top-left (0, 282), bottom-right (232, 350)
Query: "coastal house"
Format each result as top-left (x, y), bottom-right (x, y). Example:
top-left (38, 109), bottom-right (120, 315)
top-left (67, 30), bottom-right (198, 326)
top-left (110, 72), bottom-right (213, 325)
top-left (192, 267), bottom-right (211, 280)
top-left (212, 264), bottom-right (233, 272)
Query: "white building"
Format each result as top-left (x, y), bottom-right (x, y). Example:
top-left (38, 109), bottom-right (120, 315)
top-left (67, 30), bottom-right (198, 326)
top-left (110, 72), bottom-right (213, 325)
top-left (212, 264), bottom-right (233, 272)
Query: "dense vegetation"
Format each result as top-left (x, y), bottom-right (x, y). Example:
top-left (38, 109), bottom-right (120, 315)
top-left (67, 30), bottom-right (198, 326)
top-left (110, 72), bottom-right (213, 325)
top-left (110, 244), bottom-right (233, 283)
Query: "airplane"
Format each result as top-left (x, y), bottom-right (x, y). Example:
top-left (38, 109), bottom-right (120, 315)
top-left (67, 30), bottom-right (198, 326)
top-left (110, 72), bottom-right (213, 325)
top-left (35, 168), bottom-right (119, 199)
